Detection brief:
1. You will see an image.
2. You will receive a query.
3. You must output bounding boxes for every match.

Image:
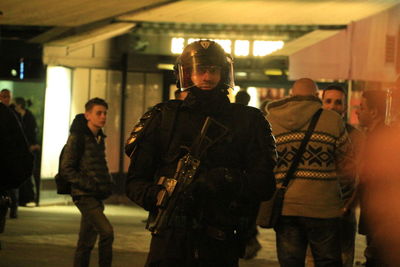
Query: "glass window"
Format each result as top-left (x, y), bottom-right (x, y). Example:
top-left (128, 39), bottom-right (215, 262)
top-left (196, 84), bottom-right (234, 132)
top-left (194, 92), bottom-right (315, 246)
top-left (234, 40), bottom-right (250, 56)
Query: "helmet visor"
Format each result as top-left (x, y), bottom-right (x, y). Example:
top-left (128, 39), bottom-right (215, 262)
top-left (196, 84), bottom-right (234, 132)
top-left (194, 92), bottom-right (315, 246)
top-left (178, 59), bottom-right (234, 90)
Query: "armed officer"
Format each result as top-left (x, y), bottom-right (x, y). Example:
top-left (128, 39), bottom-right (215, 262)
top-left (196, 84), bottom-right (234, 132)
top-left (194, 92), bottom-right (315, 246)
top-left (125, 40), bottom-right (276, 267)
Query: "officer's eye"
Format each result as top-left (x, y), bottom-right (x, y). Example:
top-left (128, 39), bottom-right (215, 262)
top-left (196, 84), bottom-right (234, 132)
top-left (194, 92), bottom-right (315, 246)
top-left (195, 66), bottom-right (221, 74)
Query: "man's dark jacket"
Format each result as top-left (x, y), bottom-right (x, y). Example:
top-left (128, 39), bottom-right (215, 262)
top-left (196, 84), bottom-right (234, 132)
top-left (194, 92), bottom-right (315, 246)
top-left (60, 114), bottom-right (113, 199)
top-left (21, 109), bottom-right (39, 146)
top-left (125, 88), bottom-right (276, 264)
top-left (0, 103), bottom-right (33, 190)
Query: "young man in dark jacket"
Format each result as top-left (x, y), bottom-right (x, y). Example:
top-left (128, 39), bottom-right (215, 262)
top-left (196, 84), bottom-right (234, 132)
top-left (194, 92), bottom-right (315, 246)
top-left (125, 40), bottom-right (277, 267)
top-left (60, 98), bottom-right (114, 267)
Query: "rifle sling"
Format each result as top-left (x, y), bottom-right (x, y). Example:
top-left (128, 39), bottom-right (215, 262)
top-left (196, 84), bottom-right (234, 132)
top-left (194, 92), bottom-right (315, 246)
top-left (281, 108), bottom-right (322, 188)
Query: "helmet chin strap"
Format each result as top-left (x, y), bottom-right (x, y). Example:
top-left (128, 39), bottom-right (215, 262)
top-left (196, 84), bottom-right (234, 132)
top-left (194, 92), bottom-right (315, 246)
top-left (184, 82), bottom-right (229, 94)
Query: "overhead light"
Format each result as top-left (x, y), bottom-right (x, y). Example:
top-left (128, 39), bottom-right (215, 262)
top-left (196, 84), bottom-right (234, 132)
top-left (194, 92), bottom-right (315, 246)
top-left (171, 37), bottom-right (185, 54)
top-left (264, 69), bottom-right (283, 76)
top-left (157, 63), bottom-right (174, 70)
top-left (235, 72), bottom-right (247, 77)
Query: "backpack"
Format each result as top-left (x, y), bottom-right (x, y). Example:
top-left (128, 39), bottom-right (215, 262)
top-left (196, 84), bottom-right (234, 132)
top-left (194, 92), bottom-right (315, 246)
top-left (54, 135), bottom-right (85, 195)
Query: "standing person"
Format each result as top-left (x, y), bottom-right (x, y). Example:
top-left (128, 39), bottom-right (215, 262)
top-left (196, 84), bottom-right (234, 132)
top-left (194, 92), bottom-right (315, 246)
top-left (60, 98), bottom-right (114, 267)
top-left (14, 97), bottom-right (40, 206)
top-left (321, 85), bottom-right (364, 267)
top-left (235, 90), bottom-right (251, 106)
top-left (265, 78), bottom-right (353, 267)
top-left (234, 89), bottom-right (262, 260)
top-left (125, 40), bottom-right (277, 267)
top-left (0, 89), bottom-right (19, 218)
top-left (355, 90), bottom-right (388, 267)
top-left (0, 89), bottom-right (11, 106)
top-left (0, 102), bottom-right (33, 249)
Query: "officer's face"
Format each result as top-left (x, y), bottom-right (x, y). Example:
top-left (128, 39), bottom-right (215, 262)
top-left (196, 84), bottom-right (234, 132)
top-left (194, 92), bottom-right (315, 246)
top-left (85, 104), bottom-right (107, 130)
top-left (322, 90), bottom-right (346, 116)
top-left (191, 65), bottom-right (221, 90)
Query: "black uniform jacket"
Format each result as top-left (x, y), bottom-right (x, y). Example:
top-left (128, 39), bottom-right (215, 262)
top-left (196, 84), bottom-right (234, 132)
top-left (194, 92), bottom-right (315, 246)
top-left (126, 88), bottom-right (276, 263)
top-left (60, 114), bottom-right (113, 199)
top-left (128, 88), bottom-right (275, 207)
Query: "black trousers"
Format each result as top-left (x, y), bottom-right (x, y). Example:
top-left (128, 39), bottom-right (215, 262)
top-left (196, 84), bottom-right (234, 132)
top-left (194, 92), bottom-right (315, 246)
top-left (73, 196), bottom-right (113, 267)
top-left (0, 193), bottom-right (9, 233)
top-left (7, 189), bottom-right (18, 217)
top-left (146, 227), bottom-right (241, 267)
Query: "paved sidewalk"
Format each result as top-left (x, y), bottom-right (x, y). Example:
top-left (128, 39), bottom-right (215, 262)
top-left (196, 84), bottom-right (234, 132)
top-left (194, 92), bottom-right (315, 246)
top-left (0, 205), bottom-right (366, 267)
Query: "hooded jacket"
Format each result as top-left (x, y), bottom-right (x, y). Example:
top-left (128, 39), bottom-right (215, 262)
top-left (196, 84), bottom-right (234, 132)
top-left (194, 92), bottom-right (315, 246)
top-left (60, 114), bottom-right (113, 199)
top-left (267, 95), bottom-right (352, 218)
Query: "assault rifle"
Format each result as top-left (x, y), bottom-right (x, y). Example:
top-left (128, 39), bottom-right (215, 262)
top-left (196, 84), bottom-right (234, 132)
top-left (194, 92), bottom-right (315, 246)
top-left (147, 116), bottom-right (229, 234)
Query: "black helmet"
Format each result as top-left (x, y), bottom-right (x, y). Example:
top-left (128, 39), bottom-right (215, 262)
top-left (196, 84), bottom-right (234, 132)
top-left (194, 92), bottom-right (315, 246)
top-left (175, 40), bottom-right (234, 91)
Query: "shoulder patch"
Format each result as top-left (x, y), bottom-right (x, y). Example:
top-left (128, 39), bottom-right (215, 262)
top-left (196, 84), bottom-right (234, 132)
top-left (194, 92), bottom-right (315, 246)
top-left (125, 104), bottom-right (163, 158)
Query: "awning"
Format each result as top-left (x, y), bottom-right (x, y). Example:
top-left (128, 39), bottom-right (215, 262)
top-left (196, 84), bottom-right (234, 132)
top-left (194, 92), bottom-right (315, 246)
top-left (286, 29), bottom-right (350, 81)
top-left (286, 3), bottom-right (400, 83)
top-left (45, 23), bottom-right (136, 52)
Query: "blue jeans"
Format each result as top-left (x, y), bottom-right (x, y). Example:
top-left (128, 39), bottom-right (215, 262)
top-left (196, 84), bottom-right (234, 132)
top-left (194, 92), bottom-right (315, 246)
top-left (275, 216), bottom-right (342, 267)
top-left (73, 196), bottom-right (114, 267)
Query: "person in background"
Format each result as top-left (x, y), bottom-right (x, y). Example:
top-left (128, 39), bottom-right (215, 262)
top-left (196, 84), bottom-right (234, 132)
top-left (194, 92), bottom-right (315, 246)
top-left (356, 90), bottom-right (389, 267)
top-left (0, 89), bottom-right (11, 106)
top-left (0, 89), bottom-right (20, 218)
top-left (320, 85), bottom-right (364, 267)
top-left (14, 97), bottom-right (40, 207)
top-left (60, 98), bottom-right (114, 267)
top-left (0, 101), bottom-right (33, 249)
top-left (235, 90), bottom-right (250, 106)
top-left (233, 89), bottom-right (263, 260)
top-left (265, 78), bottom-right (354, 267)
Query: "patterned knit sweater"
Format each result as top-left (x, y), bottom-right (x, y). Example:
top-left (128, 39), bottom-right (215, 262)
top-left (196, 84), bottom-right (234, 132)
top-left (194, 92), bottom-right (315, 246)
top-left (267, 95), bottom-right (350, 218)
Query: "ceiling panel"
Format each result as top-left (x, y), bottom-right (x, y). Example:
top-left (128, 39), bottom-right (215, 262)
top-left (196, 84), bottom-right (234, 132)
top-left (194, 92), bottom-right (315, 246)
top-left (0, 0), bottom-right (172, 26)
top-left (118, 0), bottom-right (399, 25)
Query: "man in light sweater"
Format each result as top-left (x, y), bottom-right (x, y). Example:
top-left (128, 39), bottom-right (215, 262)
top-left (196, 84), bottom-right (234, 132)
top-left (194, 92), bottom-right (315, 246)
top-left (266, 78), bottom-right (353, 267)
